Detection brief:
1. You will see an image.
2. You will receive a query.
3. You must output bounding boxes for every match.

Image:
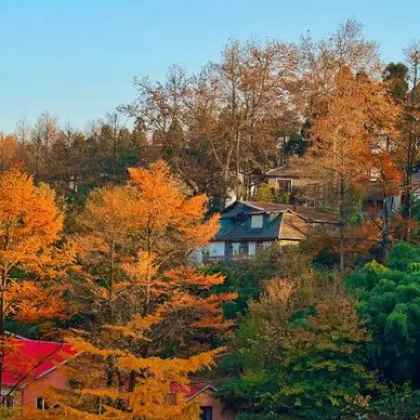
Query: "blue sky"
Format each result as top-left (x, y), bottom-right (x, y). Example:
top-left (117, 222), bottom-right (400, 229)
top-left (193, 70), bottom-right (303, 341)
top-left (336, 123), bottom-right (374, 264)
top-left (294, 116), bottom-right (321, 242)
top-left (1, 0), bottom-right (419, 132)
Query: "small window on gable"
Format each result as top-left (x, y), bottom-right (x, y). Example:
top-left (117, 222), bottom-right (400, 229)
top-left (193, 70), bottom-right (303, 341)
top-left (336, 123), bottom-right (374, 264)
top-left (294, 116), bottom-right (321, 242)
top-left (251, 214), bottom-right (263, 229)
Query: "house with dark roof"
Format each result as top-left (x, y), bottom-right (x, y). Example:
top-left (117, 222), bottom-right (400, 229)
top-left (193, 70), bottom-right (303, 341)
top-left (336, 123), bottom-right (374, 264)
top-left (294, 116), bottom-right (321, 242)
top-left (196, 201), bottom-right (339, 263)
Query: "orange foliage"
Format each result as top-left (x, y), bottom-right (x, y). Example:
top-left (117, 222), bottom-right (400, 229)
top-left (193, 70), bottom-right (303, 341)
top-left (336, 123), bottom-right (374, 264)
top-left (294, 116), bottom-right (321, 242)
top-left (0, 134), bottom-right (19, 172)
top-left (389, 213), bottom-right (420, 243)
top-left (370, 152), bottom-right (403, 197)
top-left (0, 169), bottom-right (68, 397)
top-left (50, 161), bottom-right (234, 420)
top-left (0, 170), bottom-right (66, 322)
top-left (309, 68), bottom-right (400, 191)
top-left (127, 160), bottom-right (219, 250)
top-left (307, 68), bottom-right (400, 270)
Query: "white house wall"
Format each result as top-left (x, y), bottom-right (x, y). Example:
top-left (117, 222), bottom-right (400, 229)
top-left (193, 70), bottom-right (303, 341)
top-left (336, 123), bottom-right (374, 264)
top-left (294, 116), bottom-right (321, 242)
top-left (194, 242), bottom-right (225, 263)
top-left (208, 242), bottom-right (225, 257)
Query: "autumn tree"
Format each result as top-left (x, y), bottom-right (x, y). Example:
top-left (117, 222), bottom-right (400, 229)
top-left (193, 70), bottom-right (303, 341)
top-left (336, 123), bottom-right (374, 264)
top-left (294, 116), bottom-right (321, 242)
top-left (299, 19), bottom-right (381, 114)
top-left (0, 170), bottom-right (66, 403)
top-left (306, 67), bottom-right (399, 272)
top-left (382, 43), bottom-right (420, 240)
top-left (0, 134), bottom-right (19, 173)
top-left (28, 112), bottom-right (60, 185)
top-left (367, 152), bottom-right (403, 258)
top-left (41, 161), bottom-right (235, 419)
top-left (210, 40), bottom-right (301, 199)
top-left (253, 183), bottom-right (275, 202)
top-left (122, 40), bottom-right (300, 208)
top-left (15, 118), bottom-right (31, 170)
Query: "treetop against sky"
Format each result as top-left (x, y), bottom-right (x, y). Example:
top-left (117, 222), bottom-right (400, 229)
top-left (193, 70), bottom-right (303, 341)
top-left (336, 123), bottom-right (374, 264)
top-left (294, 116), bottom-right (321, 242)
top-left (0, 0), bottom-right (419, 132)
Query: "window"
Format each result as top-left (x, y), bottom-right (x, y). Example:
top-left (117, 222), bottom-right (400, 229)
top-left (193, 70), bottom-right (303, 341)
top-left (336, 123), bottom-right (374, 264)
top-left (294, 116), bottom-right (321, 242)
top-left (276, 179), bottom-right (292, 193)
top-left (200, 406), bottom-right (213, 420)
top-left (225, 243), bottom-right (233, 260)
top-left (36, 397), bottom-right (49, 410)
top-left (239, 242), bottom-right (249, 256)
top-left (232, 242), bottom-right (240, 256)
top-left (1, 395), bottom-right (14, 408)
top-left (69, 175), bottom-right (79, 192)
top-left (251, 214), bottom-right (263, 229)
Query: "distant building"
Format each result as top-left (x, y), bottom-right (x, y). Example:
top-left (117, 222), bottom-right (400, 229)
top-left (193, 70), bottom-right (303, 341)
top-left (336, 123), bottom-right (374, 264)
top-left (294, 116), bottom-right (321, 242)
top-left (172, 382), bottom-right (236, 420)
top-left (261, 164), bottom-right (325, 207)
top-left (260, 163), bottom-right (404, 215)
top-left (196, 201), bottom-right (339, 263)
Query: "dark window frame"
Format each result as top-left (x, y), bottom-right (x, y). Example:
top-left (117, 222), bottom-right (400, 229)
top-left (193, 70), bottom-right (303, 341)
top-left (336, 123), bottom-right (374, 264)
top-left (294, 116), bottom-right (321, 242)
top-left (36, 396), bottom-right (49, 410)
top-left (276, 178), bottom-right (292, 193)
top-left (200, 406), bottom-right (213, 420)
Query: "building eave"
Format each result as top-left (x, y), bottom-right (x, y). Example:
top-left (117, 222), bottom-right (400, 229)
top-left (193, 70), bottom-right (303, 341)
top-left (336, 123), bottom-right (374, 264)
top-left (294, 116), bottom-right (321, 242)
top-left (211, 237), bottom-right (278, 242)
top-left (185, 384), bottom-right (218, 402)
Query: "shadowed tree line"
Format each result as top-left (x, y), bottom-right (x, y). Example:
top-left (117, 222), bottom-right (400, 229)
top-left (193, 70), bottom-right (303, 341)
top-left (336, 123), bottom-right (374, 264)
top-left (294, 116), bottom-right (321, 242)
top-left (2, 20), bottom-right (419, 225)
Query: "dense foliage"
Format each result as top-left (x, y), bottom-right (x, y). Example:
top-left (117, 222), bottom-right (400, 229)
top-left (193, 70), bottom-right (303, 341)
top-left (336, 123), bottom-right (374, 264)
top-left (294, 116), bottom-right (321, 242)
top-left (347, 243), bottom-right (420, 385)
top-left (32, 161), bottom-right (236, 420)
top-left (217, 243), bottom-right (420, 420)
top-left (220, 253), bottom-right (377, 420)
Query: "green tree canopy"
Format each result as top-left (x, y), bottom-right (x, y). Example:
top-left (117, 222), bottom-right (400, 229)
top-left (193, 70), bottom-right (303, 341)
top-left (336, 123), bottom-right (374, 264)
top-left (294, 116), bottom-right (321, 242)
top-left (220, 261), bottom-right (376, 420)
top-left (347, 242), bottom-right (420, 385)
top-left (254, 183), bottom-right (275, 202)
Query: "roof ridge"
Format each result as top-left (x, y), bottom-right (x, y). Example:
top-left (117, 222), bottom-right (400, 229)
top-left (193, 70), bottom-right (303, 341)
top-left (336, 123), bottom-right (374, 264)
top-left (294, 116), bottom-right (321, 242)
top-left (14, 337), bottom-right (71, 346)
top-left (239, 200), bottom-right (265, 210)
top-left (6, 331), bottom-right (70, 345)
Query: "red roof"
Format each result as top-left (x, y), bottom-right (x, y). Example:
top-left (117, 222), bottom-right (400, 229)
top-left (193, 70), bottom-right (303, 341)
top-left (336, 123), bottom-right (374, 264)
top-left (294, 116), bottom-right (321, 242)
top-left (3, 336), bottom-right (77, 387)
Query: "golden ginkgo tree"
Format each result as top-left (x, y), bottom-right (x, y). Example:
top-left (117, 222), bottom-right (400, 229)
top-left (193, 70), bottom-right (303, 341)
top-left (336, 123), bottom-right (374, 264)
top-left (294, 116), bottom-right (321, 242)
top-left (0, 170), bottom-right (68, 402)
top-left (307, 68), bottom-right (400, 272)
top-left (36, 161), bottom-right (235, 420)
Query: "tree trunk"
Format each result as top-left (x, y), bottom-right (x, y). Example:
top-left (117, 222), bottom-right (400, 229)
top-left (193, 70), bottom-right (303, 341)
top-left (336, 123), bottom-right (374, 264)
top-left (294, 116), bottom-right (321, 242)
top-left (339, 171), bottom-right (345, 275)
top-left (109, 236), bottom-right (116, 323)
top-left (339, 222), bottom-right (345, 275)
top-left (381, 197), bottom-right (389, 262)
top-left (403, 162), bottom-right (413, 241)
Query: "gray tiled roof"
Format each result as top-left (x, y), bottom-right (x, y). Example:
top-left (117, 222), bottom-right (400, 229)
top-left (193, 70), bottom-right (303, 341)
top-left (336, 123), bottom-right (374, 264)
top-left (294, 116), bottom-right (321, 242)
top-left (213, 201), bottom-right (338, 243)
top-left (243, 201), bottom-right (339, 223)
top-left (215, 209), bottom-right (282, 241)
